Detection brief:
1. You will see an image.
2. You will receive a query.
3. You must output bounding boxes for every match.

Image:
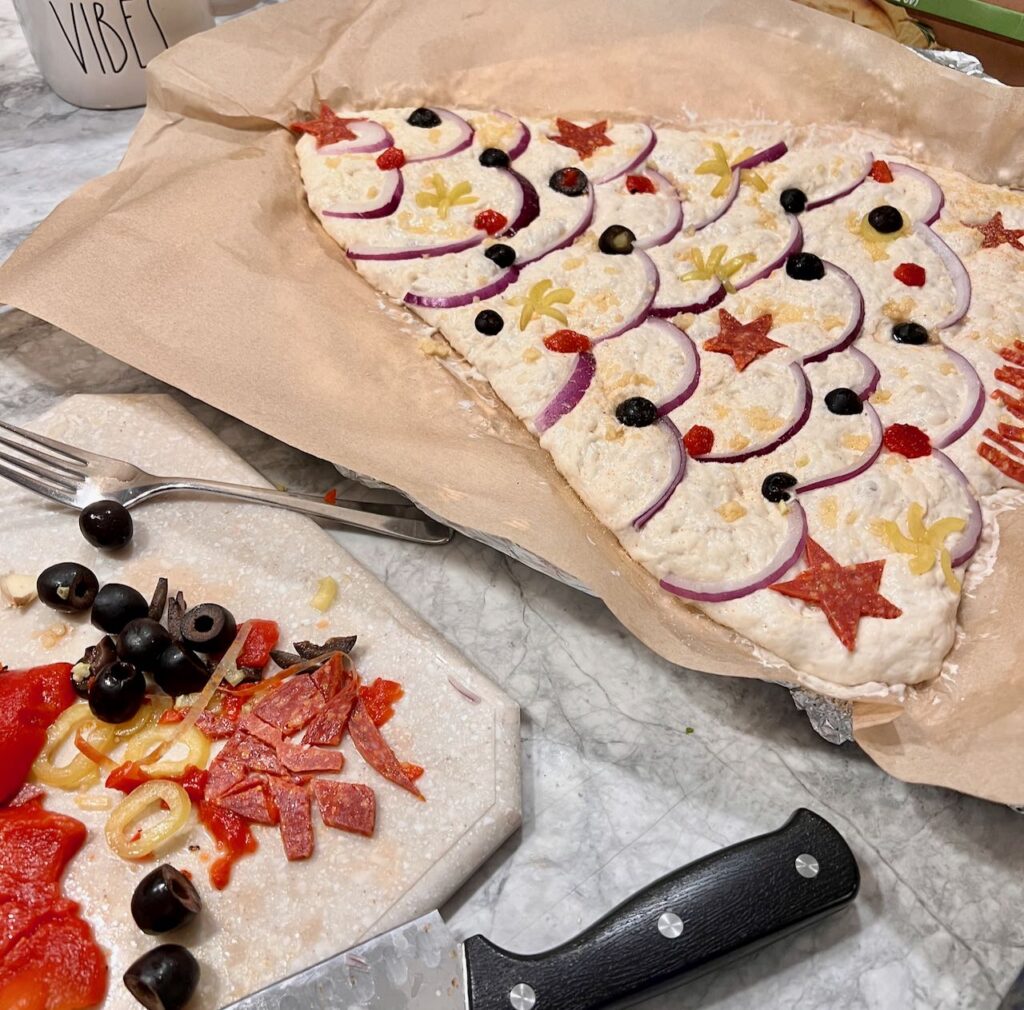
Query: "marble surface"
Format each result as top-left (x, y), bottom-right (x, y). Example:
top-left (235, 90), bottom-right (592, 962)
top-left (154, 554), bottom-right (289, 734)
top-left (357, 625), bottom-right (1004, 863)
top-left (1, 3), bottom-right (1022, 1007)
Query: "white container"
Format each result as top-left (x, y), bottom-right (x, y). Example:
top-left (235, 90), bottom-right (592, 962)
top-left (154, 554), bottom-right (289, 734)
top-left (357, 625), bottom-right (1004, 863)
top-left (12, 0), bottom-right (259, 110)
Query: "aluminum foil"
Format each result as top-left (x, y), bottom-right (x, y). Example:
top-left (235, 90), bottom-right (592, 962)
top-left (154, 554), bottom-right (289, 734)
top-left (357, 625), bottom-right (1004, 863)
top-left (912, 47), bottom-right (1006, 87)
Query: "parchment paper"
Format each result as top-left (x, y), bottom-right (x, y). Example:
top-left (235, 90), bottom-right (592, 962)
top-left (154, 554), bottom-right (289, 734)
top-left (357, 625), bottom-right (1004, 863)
top-left (2, 0), bottom-right (1023, 803)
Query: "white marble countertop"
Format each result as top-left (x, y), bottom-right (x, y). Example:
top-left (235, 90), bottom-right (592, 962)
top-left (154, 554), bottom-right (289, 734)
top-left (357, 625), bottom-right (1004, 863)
top-left (2, 3), bottom-right (1022, 1008)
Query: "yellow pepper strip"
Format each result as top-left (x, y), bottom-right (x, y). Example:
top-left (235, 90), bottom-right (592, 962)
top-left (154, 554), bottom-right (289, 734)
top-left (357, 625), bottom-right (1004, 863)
top-left (681, 245), bottom-right (757, 293)
top-left (125, 724), bottom-right (211, 780)
top-left (874, 503), bottom-right (967, 592)
top-left (414, 174), bottom-right (478, 220)
top-left (695, 143), bottom-right (767, 197)
top-left (106, 780), bottom-right (191, 860)
top-left (32, 702), bottom-right (116, 790)
top-left (508, 279), bottom-right (575, 330)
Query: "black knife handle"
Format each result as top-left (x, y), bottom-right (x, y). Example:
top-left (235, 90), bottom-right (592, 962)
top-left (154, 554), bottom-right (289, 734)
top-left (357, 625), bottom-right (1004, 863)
top-left (464, 808), bottom-right (858, 1010)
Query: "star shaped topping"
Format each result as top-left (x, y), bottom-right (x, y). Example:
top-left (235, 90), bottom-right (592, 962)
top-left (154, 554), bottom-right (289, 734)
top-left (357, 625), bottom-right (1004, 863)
top-left (965, 211), bottom-right (1024, 251)
top-left (547, 118), bottom-right (614, 160)
top-left (770, 538), bottom-right (902, 651)
top-left (290, 103), bottom-right (362, 148)
top-left (702, 310), bottom-right (783, 371)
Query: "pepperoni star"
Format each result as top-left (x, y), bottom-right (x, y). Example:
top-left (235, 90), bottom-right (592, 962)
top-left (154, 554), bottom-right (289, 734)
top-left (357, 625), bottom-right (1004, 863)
top-left (547, 118), bottom-right (614, 160)
top-left (770, 538), bottom-right (902, 651)
top-left (965, 211), bottom-right (1024, 252)
top-left (290, 103), bottom-right (362, 148)
top-left (702, 309), bottom-right (784, 372)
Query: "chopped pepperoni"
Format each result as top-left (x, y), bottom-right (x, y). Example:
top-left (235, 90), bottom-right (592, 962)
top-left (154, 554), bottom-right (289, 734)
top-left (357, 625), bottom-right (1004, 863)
top-left (999, 342), bottom-right (1024, 366)
top-left (543, 329), bottom-right (592, 354)
top-left (625, 174), bottom-right (656, 195)
top-left (348, 700), bottom-right (423, 799)
top-left (893, 262), bottom-right (926, 287)
top-left (311, 654), bottom-right (348, 702)
top-left (870, 159), bottom-right (893, 183)
top-left (883, 423), bottom-right (931, 459)
top-left (473, 210), bottom-right (508, 236)
top-left (251, 674), bottom-right (324, 735)
top-left (204, 755), bottom-right (249, 801)
top-left (401, 762), bottom-right (425, 782)
top-left (979, 441), bottom-right (1024, 483)
top-left (998, 421), bottom-right (1024, 442)
top-left (984, 429), bottom-right (1024, 461)
top-left (375, 146), bottom-right (406, 170)
top-left (266, 779), bottom-right (313, 861)
top-left (216, 784), bottom-right (277, 826)
top-left (358, 678), bottom-right (404, 728)
top-left (277, 741), bottom-right (344, 775)
top-left (770, 538), bottom-right (901, 651)
top-left (995, 365), bottom-right (1024, 392)
top-left (314, 781), bottom-right (376, 837)
top-left (302, 695), bottom-right (354, 747)
top-left (993, 388), bottom-right (1024, 421)
top-left (683, 424), bottom-right (714, 457)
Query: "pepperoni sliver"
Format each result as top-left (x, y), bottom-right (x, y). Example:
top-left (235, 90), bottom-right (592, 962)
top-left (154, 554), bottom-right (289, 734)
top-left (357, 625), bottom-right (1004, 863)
top-left (266, 779), bottom-right (313, 861)
top-left (348, 700), bottom-right (423, 799)
top-left (995, 365), bottom-right (1024, 392)
top-left (195, 712), bottom-right (238, 740)
top-left (204, 756), bottom-right (248, 801)
top-left (301, 695), bottom-right (354, 747)
top-left (216, 784), bottom-right (277, 825)
top-left (979, 441), bottom-right (1024, 483)
top-left (277, 741), bottom-right (344, 775)
top-left (312, 655), bottom-right (345, 701)
top-left (998, 421), bottom-right (1024, 443)
top-left (251, 675), bottom-right (324, 735)
top-left (314, 781), bottom-right (376, 837)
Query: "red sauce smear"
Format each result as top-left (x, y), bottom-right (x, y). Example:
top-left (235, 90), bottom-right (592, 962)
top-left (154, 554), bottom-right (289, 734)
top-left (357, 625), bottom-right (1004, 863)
top-left (883, 423), bottom-right (931, 459)
top-left (0, 665), bottom-right (75, 806)
top-left (0, 803), bottom-right (107, 1010)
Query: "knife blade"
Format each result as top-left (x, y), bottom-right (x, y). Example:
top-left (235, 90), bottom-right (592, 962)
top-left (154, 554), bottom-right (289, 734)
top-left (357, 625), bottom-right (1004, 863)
top-left (225, 807), bottom-right (858, 1010)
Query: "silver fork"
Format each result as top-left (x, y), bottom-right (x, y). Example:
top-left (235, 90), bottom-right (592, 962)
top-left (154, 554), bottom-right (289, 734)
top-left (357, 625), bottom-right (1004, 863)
top-left (0, 419), bottom-right (453, 546)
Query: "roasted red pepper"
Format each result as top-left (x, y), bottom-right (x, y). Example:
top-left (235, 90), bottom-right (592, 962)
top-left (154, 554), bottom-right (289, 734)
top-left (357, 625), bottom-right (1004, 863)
top-left (358, 678), bottom-right (404, 727)
top-left (236, 620), bottom-right (280, 672)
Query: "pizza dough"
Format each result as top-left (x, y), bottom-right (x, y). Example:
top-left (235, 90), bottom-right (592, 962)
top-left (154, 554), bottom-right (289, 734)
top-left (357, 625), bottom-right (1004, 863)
top-left (293, 106), bottom-right (1024, 691)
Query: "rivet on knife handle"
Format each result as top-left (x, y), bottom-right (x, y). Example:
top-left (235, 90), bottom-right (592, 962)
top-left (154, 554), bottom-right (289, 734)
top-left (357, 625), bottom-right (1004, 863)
top-left (463, 808), bottom-right (859, 1010)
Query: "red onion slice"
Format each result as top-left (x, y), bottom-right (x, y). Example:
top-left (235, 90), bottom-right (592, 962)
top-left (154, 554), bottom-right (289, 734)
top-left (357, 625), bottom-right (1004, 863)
top-left (403, 266), bottom-right (519, 309)
top-left (660, 502), bottom-right (807, 603)
top-left (805, 150), bottom-right (873, 211)
top-left (534, 352), bottom-right (596, 433)
top-left (732, 141), bottom-right (788, 170)
top-left (733, 214), bottom-right (803, 292)
top-left (890, 162), bottom-right (944, 225)
top-left (914, 222), bottom-right (972, 329)
top-left (848, 347), bottom-right (881, 400)
top-left (651, 320), bottom-right (701, 414)
top-left (500, 169), bottom-right (540, 237)
top-left (347, 232), bottom-right (485, 262)
top-left (632, 169), bottom-right (684, 250)
top-left (491, 111), bottom-right (531, 161)
top-left (652, 281), bottom-right (725, 319)
top-left (801, 262), bottom-right (864, 363)
top-left (591, 124), bottom-right (657, 185)
top-left (599, 250), bottom-right (660, 341)
top-left (323, 170), bottom-right (403, 220)
top-left (932, 347), bottom-right (985, 449)
top-left (698, 362), bottom-right (812, 463)
top-left (690, 169), bottom-right (740, 232)
top-left (632, 418), bottom-right (686, 530)
top-left (796, 403), bottom-right (882, 494)
top-left (318, 119), bottom-right (394, 156)
top-left (515, 185), bottom-right (595, 268)
top-left (404, 108), bottom-right (474, 163)
top-left (931, 449), bottom-right (983, 567)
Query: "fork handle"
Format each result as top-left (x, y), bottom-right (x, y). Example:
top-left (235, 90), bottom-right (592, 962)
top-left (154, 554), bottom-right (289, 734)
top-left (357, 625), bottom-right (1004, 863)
top-left (132, 479), bottom-right (453, 545)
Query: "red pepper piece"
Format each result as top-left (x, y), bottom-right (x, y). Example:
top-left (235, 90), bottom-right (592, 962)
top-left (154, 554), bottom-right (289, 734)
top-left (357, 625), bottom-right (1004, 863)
top-left (375, 146), bottom-right (406, 170)
top-left (474, 209), bottom-right (508, 236)
top-left (870, 159), bottom-right (893, 183)
top-left (893, 262), bottom-right (926, 287)
top-left (625, 174), bottom-right (656, 195)
top-left (358, 678), bottom-right (405, 727)
top-left (236, 620), bottom-right (280, 672)
top-left (882, 423), bottom-right (931, 459)
top-left (683, 424), bottom-right (714, 457)
top-left (323, 488), bottom-right (338, 505)
top-left (543, 329), bottom-right (592, 354)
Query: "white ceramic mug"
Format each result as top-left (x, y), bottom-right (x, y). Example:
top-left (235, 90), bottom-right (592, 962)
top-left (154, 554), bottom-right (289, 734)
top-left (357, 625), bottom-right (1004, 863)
top-left (13, 0), bottom-right (260, 110)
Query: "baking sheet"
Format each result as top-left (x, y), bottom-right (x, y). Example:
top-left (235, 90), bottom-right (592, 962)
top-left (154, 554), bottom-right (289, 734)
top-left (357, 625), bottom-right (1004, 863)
top-left (1, 0), bottom-right (1023, 802)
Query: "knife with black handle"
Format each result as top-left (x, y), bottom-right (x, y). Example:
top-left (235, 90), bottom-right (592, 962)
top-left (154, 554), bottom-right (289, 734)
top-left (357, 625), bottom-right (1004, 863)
top-left (227, 807), bottom-right (859, 1010)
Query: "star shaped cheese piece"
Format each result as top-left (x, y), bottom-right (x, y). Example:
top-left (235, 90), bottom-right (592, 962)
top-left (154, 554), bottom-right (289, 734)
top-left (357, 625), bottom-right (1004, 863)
top-left (290, 103), bottom-right (362, 148)
top-left (770, 538), bottom-right (902, 651)
top-left (966, 211), bottom-right (1024, 251)
top-left (702, 310), bottom-right (783, 372)
top-left (547, 118), bottom-right (614, 160)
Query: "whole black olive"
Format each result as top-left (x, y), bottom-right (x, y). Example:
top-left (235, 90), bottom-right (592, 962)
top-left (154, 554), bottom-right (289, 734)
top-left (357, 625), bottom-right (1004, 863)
top-left (780, 187), bottom-right (807, 214)
top-left (37, 562), bottom-right (99, 613)
top-left (762, 471), bottom-right (798, 503)
top-left (89, 661), bottom-right (146, 724)
top-left (484, 244), bottom-right (516, 269)
top-left (154, 645), bottom-right (211, 698)
top-left (615, 397), bottom-right (659, 428)
top-left (598, 225), bottom-right (637, 256)
top-left (180, 603), bottom-right (237, 654)
top-left (79, 499), bottom-right (134, 551)
top-left (891, 321), bottom-right (930, 345)
top-left (785, 253), bottom-right (825, 281)
top-left (131, 865), bottom-right (202, 935)
top-left (824, 388), bottom-right (864, 416)
top-left (474, 310), bottom-right (504, 336)
top-left (867, 205), bottom-right (903, 235)
top-left (479, 147), bottom-right (510, 169)
top-left (92, 583), bottom-right (150, 634)
top-left (123, 944), bottom-right (200, 1010)
top-left (406, 107), bottom-right (441, 129)
top-left (549, 167), bottom-right (589, 197)
top-left (117, 618), bottom-right (172, 672)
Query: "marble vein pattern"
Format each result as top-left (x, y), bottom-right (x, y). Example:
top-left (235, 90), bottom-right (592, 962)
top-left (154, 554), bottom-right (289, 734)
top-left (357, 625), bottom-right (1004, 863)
top-left (0, 3), bottom-right (1022, 1006)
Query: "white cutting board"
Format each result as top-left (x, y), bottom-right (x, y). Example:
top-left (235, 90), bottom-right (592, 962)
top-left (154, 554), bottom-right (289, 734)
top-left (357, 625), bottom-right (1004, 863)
top-left (0, 394), bottom-right (521, 1008)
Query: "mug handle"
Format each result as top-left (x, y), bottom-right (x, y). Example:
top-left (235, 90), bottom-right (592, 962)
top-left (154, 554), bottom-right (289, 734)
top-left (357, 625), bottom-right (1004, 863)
top-left (208, 0), bottom-right (261, 15)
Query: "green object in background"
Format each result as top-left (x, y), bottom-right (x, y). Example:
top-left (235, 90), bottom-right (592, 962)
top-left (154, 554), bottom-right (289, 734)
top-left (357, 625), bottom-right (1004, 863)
top-left (888, 0), bottom-right (1024, 42)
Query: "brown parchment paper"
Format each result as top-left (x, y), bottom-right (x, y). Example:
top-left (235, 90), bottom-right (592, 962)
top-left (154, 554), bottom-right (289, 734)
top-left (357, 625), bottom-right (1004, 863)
top-left (2, 0), bottom-right (1023, 803)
